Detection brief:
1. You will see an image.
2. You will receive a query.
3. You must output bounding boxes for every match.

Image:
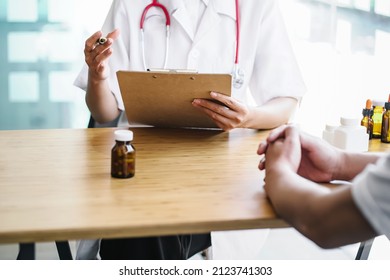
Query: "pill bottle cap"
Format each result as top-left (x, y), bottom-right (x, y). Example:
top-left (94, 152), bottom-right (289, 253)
top-left (385, 94), bottom-right (390, 110)
top-left (362, 108), bottom-right (371, 116)
top-left (325, 124), bottom-right (338, 131)
top-left (365, 99), bottom-right (372, 109)
top-left (340, 117), bottom-right (360, 126)
top-left (114, 130), bottom-right (133, 141)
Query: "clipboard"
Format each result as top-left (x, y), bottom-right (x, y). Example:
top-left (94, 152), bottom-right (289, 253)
top-left (116, 70), bottom-right (232, 128)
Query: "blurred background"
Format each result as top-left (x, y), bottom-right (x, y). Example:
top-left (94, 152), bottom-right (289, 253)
top-left (282, 0), bottom-right (390, 136)
top-left (1, 0), bottom-right (390, 134)
top-left (0, 0), bottom-right (112, 130)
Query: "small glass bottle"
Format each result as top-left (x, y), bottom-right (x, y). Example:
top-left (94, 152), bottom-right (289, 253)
top-left (360, 99), bottom-right (373, 139)
top-left (372, 100), bottom-right (385, 139)
top-left (111, 130), bottom-right (136, 178)
top-left (381, 94), bottom-right (390, 143)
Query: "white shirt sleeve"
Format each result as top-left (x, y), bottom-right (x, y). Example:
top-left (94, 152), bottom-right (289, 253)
top-left (351, 153), bottom-right (390, 239)
top-left (73, 0), bottom-right (130, 111)
top-left (248, 0), bottom-right (306, 105)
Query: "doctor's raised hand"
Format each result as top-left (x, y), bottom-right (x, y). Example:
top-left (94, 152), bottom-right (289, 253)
top-left (84, 29), bottom-right (121, 124)
top-left (84, 29), bottom-right (120, 81)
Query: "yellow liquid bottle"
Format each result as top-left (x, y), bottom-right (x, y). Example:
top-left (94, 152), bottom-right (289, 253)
top-left (372, 100), bottom-right (385, 139)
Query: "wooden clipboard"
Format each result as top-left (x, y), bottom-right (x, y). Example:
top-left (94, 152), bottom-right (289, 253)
top-left (117, 70), bottom-right (232, 128)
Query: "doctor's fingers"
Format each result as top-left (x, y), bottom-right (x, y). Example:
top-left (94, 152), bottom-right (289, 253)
top-left (210, 92), bottom-right (241, 111)
top-left (106, 28), bottom-right (120, 41)
top-left (85, 37), bottom-right (114, 61)
top-left (85, 45), bottom-right (113, 69)
top-left (84, 29), bottom-right (119, 53)
top-left (84, 31), bottom-right (103, 53)
top-left (86, 50), bottom-right (113, 80)
top-left (205, 109), bottom-right (241, 131)
top-left (213, 117), bottom-right (239, 131)
top-left (192, 102), bottom-right (235, 131)
top-left (192, 99), bottom-right (237, 119)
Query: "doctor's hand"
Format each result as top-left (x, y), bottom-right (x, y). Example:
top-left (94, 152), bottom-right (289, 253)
top-left (84, 29), bottom-right (120, 81)
top-left (192, 91), bottom-right (251, 131)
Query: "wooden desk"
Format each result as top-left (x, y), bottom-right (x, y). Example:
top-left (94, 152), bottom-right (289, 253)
top-left (0, 127), bottom-right (284, 244)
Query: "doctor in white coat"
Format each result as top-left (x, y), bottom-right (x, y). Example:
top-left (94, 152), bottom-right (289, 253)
top-left (74, 0), bottom-right (306, 259)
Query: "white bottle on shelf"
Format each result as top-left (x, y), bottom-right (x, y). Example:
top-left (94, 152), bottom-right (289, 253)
top-left (333, 117), bottom-right (369, 152)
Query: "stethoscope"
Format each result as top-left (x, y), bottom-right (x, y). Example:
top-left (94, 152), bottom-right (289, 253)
top-left (140, 0), bottom-right (244, 89)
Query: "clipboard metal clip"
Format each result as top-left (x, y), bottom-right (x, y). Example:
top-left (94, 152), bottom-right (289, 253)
top-left (147, 68), bottom-right (198, 74)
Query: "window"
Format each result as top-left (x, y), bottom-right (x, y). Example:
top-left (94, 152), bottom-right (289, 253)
top-left (281, 0), bottom-right (390, 135)
top-left (0, 0), bottom-right (111, 129)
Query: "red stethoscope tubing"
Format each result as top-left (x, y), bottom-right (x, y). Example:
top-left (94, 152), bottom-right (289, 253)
top-left (140, 0), bottom-right (171, 29)
top-left (140, 0), bottom-right (240, 65)
top-left (234, 0), bottom-right (240, 65)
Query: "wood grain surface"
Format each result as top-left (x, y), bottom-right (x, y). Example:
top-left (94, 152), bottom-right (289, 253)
top-left (0, 127), bottom-right (284, 244)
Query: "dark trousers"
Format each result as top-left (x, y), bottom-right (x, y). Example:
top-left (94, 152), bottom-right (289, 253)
top-left (100, 233), bottom-right (211, 260)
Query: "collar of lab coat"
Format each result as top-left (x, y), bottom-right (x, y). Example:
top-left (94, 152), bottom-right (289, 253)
top-left (160, 0), bottom-right (236, 42)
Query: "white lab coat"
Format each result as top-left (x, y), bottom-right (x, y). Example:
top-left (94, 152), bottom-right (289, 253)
top-left (75, 0), bottom-right (305, 259)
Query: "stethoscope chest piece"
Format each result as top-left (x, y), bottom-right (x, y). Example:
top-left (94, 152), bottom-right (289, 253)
top-left (232, 66), bottom-right (245, 89)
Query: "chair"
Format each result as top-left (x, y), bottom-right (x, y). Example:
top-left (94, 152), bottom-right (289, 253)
top-left (17, 241), bottom-right (73, 260)
top-left (88, 114), bottom-right (120, 128)
top-left (355, 239), bottom-right (374, 260)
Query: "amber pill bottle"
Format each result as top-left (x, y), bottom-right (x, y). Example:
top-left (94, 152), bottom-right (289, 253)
top-left (111, 130), bottom-right (136, 178)
top-left (361, 99), bottom-right (373, 139)
top-left (381, 95), bottom-right (390, 143)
